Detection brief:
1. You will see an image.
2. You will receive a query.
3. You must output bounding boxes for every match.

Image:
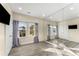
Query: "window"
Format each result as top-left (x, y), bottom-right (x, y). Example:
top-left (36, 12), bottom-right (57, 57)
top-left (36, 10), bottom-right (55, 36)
top-left (18, 22), bottom-right (27, 37)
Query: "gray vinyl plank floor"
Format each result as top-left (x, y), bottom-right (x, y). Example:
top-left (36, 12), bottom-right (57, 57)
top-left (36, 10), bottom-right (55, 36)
top-left (9, 39), bottom-right (79, 56)
top-left (48, 39), bottom-right (79, 48)
top-left (9, 42), bottom-right (57, 56)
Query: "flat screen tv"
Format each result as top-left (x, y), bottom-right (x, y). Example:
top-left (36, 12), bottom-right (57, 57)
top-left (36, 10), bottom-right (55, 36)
top-left (0, 4), bottom-right (10, 25)
top-left (68, 25), bottom-right (77, 29)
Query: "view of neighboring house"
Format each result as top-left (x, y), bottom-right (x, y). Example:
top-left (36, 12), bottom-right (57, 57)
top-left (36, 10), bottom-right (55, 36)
top-left (0, 3), bottom-right (79, 56)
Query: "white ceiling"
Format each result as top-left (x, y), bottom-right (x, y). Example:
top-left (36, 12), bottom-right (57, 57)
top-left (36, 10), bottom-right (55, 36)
top-left (51, 3), bottom-right (79, 21)
top-left (9, 3), bottom-right (79, 21)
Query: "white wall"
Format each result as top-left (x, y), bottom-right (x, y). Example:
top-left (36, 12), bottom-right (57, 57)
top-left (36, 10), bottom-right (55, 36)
top-left (13, 12), bottom-right (57, 44)
top-left (0, 4), bottom-right (13, 56)
top-left (0, 23), bottom-right (5, 55)
top-left (58, 18), bottom-right (79, 42)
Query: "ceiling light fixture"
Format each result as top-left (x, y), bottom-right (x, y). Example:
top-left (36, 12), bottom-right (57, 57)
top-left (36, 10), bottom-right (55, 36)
top-left (18, 7), bottom-right (22, 10)
top-left (70, 7), bottom-right (74, 10)
top-left (42, 14), bottom-right (45, 17)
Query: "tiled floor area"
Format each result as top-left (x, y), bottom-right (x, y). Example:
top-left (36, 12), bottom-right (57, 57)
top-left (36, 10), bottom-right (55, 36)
top-left (9, 39), bottom-right (79, 56)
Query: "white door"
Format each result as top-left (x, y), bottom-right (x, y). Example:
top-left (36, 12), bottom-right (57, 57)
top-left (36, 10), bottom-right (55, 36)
top-left (18, 22), bottom-right (35, 45)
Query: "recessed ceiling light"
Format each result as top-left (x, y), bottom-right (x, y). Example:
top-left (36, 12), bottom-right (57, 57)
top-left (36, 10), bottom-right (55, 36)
top-left (18, 7), bottom-right (22, 10)
top-left (70, 7), bottom-right (74, 10)
top-left (42, 14), bottom-right (45, 17)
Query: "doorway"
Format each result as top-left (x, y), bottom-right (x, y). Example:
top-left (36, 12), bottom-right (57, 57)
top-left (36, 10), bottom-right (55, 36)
top-left (47, 25), bottom-right (58, 41)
